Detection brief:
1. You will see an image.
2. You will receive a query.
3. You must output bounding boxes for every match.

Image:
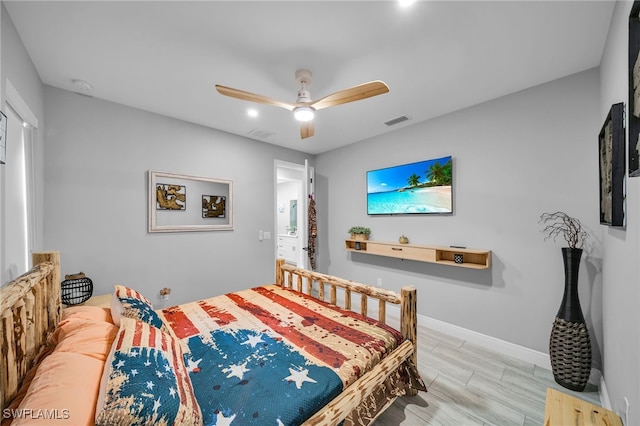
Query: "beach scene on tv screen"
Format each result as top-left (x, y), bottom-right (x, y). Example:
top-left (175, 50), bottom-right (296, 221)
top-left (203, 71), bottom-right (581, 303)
top-left (367, 156), bottom-right (452, 214)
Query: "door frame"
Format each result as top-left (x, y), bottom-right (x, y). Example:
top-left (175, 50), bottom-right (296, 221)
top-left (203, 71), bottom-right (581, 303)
top-left (274, 159), bottom-right (314, 269)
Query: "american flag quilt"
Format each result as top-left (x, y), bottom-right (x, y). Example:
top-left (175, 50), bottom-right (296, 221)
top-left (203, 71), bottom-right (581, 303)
top-left (159, 284), bottom-right (406, 426)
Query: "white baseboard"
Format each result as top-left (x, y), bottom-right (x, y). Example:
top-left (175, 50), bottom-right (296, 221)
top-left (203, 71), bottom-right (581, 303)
top-left (419, 313), bottom-right (551, 367)
top-left (599, 376), bottom-right (612, 409)
top-left (387, 307), bottom-right (602, 388)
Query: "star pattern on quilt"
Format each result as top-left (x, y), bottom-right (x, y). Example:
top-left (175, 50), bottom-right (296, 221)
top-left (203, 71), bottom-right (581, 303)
top-left (185, 328), bottom-right (342, 425)
top-left (241, 334), bottom-right (265, 348)
top-left (224, 362), bottom-right (250, 380)
top-left (152, 397), bottom-right (162, 414)
top-left (186, 357), bottom-right (202, 373)
top-left (215, 412), bottom-right (236, 426)
top-left (284, 367), bottom-right (317, 389)
top-left (104, 349), bottom-right (183, 423)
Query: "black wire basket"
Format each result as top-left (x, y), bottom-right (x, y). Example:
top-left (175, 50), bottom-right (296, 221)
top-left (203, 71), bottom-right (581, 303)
top-left (61, 272), bottom-right (93, 305)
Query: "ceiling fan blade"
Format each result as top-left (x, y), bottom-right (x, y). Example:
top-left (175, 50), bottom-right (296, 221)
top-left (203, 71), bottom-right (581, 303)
top-left (300, 121), bottom-right (314, 139)
top-left (310, 81), bottom-right (389, 111)
top-left (215, 85), bottom-right (296, 111)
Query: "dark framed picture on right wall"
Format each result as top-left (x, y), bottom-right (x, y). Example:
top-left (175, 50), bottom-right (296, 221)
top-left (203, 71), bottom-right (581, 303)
top-left (599, 102), bottom-right (625, 227)
top-left (628, 1), bottom-right (640, 176)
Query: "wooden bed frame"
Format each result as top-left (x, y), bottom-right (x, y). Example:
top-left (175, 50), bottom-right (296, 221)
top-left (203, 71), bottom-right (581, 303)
top-left (0, 253), bottom-right (419, 425)
top-left (0, 252), bottom-right (61, 411)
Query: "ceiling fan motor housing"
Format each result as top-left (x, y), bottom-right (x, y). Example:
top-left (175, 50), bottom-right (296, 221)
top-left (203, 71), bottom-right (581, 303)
top-left (295, 69), bottom-right (312, 86)
top-left (295, 69), bottom-right (313, 103)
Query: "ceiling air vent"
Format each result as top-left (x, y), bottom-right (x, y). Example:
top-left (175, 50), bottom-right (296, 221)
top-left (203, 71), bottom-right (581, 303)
top-left (247, 128), bottom-right (275, 139)
top-left (384, 115), bottom-right (410, 126)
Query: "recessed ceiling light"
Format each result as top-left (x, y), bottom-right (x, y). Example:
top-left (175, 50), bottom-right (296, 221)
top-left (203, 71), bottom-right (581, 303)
top-left (247, 108), bottom-right (258, 118)
top-left (398, 0), bottom-right (416, 7)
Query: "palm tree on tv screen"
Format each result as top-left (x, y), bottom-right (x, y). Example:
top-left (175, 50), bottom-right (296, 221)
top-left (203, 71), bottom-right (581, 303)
top-left (426, 159), bottom-right (452, 186)
top-left (407, 173), bottom-right (421, 188)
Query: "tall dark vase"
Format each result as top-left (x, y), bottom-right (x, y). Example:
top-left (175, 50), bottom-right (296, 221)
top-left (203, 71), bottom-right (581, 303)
top-left (549, 247), bottom-right (592, 391)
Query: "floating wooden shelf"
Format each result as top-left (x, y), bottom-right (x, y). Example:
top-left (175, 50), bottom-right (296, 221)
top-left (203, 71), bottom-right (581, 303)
top-left (345, 239), bottom-right (491, 269)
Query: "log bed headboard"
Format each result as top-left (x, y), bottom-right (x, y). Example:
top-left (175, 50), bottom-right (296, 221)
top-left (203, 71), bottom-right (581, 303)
top-left (275, 258), bottom-right (417, 364)
top-left (0, 252), bottom-right (61, 410)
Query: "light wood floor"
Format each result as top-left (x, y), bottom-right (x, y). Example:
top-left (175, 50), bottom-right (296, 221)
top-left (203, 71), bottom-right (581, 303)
top-left (374, 324), bottom-right (601, 425)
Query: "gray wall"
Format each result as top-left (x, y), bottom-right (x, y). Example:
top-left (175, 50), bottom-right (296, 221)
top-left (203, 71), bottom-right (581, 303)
top-left (316, 68), bottom-right (604, 366)
top-left (599, 1), bottom-right (640, 423)
top-left (42, 86), bottom-right (312, 305)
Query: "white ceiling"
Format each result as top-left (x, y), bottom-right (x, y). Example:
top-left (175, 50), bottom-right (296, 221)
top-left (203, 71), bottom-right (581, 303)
top-left (5, 1), bottom-right (614, 155)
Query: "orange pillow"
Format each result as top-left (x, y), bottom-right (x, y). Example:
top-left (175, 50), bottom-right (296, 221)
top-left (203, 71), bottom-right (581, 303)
top-left (3, 309), bottom-right (117, 425)
top-left (61, 306), bottom-right (113, 324)
top-left (10, 352), bottom-right (105, 426)
top-left (53, 318), bottom-right (118, 361)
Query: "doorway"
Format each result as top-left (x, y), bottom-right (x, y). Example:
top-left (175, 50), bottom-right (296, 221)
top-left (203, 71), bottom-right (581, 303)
top-left (275, 160), bottom-right (313, 270)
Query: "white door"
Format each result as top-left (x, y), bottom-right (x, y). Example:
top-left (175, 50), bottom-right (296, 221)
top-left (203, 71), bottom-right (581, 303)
top-left (275, 160), bottom-right (314, 270)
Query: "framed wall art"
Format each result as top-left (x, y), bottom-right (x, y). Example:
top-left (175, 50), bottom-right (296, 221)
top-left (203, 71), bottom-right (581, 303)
top-left (629, 1), bottom-right (640, 176)
top-left (202, 195), bottom-right (226, 218)
top-left (598, 103), bottom-right (625, 227)
top-left (156, 183), bottom-right (186, 210)
top-left (148, 170), bottom-right (233, 232)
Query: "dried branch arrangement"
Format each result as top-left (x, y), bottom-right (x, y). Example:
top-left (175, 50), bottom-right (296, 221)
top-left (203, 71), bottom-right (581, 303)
top-left (539, 211), bottom-right (590, 249)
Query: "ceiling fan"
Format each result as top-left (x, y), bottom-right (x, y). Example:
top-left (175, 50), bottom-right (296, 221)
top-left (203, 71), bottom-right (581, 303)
top-left (215, 69), bottom-right (389, 139)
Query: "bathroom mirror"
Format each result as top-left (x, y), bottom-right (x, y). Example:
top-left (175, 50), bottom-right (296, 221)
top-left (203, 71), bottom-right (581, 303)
top-left (289, 199), bottom-right (297, 233)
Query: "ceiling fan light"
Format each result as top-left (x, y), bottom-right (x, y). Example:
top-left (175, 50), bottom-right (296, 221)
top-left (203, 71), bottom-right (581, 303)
top-left (293, 106), bottom-right (315, 122)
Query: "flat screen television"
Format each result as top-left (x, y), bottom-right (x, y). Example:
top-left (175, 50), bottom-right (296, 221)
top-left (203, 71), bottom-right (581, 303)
top-left (367, 155), bottom-right (453, 215)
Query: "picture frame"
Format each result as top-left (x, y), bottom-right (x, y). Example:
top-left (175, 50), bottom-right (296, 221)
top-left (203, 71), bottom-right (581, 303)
top-left (148, 170), bottom-right (233, 232)
top-left (202, 195), bottom-right (226, 218)
top-left (598, 103), bottom-right (625, 227)
top-left (628, 1), bottom-right (640, 177)
top-left (0, 111), bottom-right (7, 165)
top-left (156, 183), bottom-right (186, 210)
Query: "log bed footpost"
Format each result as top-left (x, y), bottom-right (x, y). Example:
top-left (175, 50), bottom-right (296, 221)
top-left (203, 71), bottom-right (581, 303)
top-left (33, 252), bottom-right (61, 329)
top-left (276, 258), bottom-right (285, 287)
top-left (401, 285), bottom-right (419, 396)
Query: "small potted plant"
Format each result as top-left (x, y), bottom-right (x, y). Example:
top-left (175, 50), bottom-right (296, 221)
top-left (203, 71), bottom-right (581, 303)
top-left (348, 226), bottom-right (371, 241)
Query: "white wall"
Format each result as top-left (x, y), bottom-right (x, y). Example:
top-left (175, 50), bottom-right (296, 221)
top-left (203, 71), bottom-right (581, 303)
top-left (316, 68), bottom-right (604, 367)
top-left (599, 1), bottom-right (639, 423)
top-left (42, 86), bottom-right (312, 305)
